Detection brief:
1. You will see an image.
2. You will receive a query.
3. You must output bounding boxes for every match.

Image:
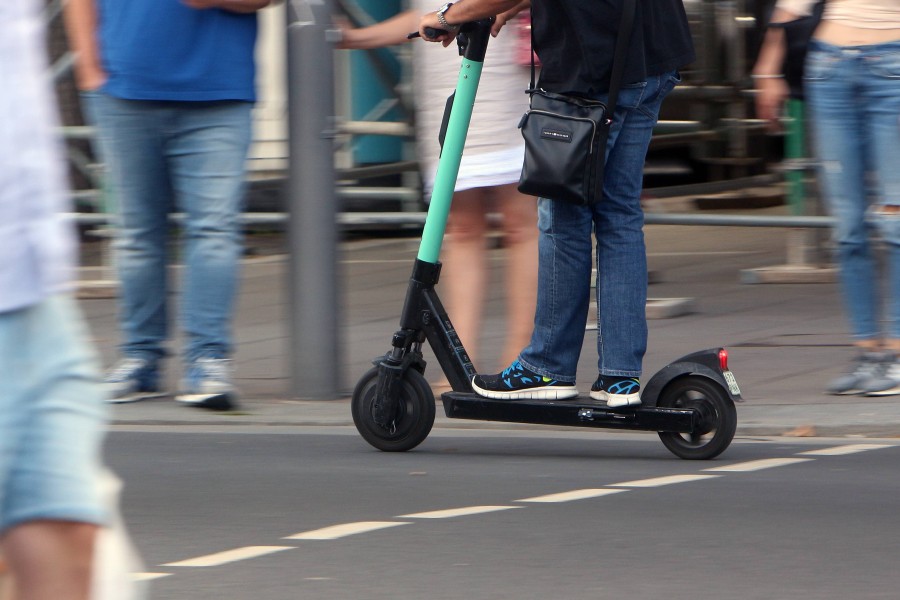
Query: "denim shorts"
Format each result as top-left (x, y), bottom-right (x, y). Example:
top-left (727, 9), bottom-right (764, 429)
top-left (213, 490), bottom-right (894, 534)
top-left (0, 294), bottom-right (109, 532)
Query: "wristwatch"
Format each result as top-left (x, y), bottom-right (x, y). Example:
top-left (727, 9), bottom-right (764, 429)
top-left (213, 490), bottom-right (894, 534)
top-left (435, 2), bottom-right (458, 30)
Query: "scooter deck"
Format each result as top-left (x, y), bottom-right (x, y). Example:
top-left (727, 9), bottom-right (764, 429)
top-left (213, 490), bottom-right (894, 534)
top-left (441, 392), bottom-right (696, 433)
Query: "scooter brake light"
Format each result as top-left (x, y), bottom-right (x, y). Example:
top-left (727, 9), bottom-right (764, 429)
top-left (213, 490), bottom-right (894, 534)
top-left (718, 348), bottom-right (729, 371)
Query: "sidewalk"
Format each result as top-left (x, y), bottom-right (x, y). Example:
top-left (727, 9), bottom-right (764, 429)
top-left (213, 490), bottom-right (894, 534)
top-left (77, 217), bottom-right (900, 439)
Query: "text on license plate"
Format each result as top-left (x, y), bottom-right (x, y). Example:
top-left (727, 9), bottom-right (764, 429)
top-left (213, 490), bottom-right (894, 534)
top-left (723, 370), bottom-right (741, 396)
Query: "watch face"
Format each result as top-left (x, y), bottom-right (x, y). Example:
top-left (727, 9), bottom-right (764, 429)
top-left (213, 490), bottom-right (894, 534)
top-left (438, 2), bottom-right (452, 12)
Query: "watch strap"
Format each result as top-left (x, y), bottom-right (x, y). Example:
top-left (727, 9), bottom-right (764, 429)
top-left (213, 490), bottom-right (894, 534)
top-left (436, 3), bottom-right (456, 29)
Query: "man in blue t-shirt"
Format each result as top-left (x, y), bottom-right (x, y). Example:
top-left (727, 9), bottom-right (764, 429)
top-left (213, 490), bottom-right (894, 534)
top-left (65, 0), bottom-right (272, 410)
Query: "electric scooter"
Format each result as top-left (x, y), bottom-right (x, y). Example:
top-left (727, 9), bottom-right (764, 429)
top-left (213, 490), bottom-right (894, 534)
top-left (351, 19), bottom-right (742, 461)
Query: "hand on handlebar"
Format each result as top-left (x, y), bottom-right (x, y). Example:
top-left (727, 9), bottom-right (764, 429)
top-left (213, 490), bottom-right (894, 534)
top-left (407, 27), bottom-right (448, 39)
top-left (418, 12), bottom-right (457, 46)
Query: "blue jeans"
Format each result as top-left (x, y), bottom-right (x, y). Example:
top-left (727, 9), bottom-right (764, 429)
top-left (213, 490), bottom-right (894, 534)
top-left (83, 92), bottom-right (253, 363)
top-left (518, 71), bottom-right (680, 381)
top-left (805, 40), bottom-right (900, 342)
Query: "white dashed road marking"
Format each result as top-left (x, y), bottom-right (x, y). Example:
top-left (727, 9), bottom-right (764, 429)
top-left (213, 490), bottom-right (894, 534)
top-left (134, 573), bottom-right (171, 581)
top-left (516, 489), bottom-right (628, 503)
top-left (609, 474), bottom-right (720, 488)
top-left (150, 443), bottom-right (897, 578)
top-left (285, 521), bottom-right (410, 540)
top-left (704, 458), bottom-right (813, 472)
top-left (163, 546), bottom-right (294, 568)
top-left (799, 444), bottom-right (893, 456)
top-left (398, 506), bottom-right (520, 519)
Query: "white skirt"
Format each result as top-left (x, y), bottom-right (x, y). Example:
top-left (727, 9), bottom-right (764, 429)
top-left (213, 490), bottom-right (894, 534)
top-left (411, 8), bottom-right (530, 193)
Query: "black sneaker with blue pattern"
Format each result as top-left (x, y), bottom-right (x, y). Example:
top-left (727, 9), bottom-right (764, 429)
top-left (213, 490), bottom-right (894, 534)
top-left (472, 360), bottom-right (578, 400)
top-left (590, 375), bottom-right (641, 407)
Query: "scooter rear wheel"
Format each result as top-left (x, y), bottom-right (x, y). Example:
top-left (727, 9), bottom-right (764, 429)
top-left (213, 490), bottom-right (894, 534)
top-left (656, 376), bottom-right (736, 460)
top-left (351, 366), bottom-right (435, 452)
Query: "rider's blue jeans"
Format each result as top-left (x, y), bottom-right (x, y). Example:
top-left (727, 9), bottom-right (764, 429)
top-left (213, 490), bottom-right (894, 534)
top-left (84, 92), bottom-right (253, 364)
top-left (805, 40), bottom-right (900, 342)
top-left (518, 71), bottom-right (680, 381)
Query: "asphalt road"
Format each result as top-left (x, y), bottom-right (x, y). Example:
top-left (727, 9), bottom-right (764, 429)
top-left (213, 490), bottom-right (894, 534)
top-left (106, 426), bottom-right (900, 600)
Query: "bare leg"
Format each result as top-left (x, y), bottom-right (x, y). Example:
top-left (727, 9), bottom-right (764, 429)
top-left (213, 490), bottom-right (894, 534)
top-left (1, 520), bottom-right (97, 600)
top-left (494, 184), bottom-right (539, 366)
top-left (440, 188), bottom-right (491, 370)
top-left (856, 339), bottom-right (883, 351)
top-left (0, 555), bottom-right (14, 600)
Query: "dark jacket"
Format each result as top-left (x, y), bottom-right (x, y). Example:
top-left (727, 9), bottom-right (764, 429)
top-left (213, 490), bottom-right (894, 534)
top-left (531, 0), bottom-right (696, 97)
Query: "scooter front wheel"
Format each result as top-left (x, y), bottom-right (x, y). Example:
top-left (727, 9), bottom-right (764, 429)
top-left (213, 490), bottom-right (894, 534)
top-left (351, 366), bottom-right (435, 452)
top-left (656, 376), bottom-right (736, 460)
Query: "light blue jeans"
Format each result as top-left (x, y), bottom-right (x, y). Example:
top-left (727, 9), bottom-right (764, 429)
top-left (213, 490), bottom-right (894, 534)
top-left (518, 71), bottom-right (680, 381)
top-left (805, 40), bottom-right (900, 342)
top-left (84, 93), bottom-right (253, 364)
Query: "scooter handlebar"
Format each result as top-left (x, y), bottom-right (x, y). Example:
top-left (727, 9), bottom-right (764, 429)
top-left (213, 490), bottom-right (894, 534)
top-left (407, 27), bottom-right (447, 40)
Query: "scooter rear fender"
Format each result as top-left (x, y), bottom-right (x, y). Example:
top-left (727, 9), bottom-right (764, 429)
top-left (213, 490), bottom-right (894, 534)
top-left (642, 348), bottom-right (743, 406)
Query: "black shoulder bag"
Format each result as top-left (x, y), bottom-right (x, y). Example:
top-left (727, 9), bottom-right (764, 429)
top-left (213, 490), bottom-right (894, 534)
top-left (517, 0), bottom-right (636, 205)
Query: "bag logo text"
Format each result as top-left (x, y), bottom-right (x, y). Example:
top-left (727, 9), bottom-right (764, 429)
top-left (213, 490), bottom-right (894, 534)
top-left (540, 127), bottom-right (572, 143)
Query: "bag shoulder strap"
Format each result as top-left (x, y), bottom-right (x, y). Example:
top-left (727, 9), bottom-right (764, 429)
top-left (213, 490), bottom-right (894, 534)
top-left (529, 0), bottom-right (636, 113)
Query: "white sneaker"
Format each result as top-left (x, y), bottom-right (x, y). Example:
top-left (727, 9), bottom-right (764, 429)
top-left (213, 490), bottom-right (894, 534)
top-left (104, 357), bottom-right (166, 403)
top-left (863, 356), bottom-right (900, 396)
top-left (176, 357), bottom-right (238, 410)
top-left (826, 352), bottom-right (887, 395)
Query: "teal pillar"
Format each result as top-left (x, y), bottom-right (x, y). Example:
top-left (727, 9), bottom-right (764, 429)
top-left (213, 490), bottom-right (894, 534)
top-left (785, 99), bottom-right (806, 216)
top-left (350, 0), bottom-right (403, 165)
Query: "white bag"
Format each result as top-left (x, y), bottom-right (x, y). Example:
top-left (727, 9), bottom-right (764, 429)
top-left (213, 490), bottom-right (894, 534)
top-left (91, 470), bottom-right (148, 600)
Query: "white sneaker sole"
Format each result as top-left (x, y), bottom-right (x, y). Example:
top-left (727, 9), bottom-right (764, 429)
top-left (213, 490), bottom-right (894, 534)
top-left (828, 389), bottom-right (865, 395)
top-left (106, 391), bottom-right (167, 404)
top-left (590, 390), bottom-right (642, 407)
top-left (864, 385), bottom-right (900, 397)
top-left (176, 392), bottom-right (236, 411)
top-left (471, 381), bottom-right (578, 401)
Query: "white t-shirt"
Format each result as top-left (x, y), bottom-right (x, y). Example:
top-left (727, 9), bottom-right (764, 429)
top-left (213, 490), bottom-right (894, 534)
top-left (777, 0), bottom-right (900, 29)
top-left (0, 1), bottom-right (76, 312)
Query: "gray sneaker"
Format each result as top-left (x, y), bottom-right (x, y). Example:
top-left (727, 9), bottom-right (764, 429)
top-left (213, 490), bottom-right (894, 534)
top-left (176, 357), bottom-right (238, 411)
top-left (863, 356), bottom-right (900, 396)
top-left (104, 357), bottom-right (166, 403)
top-left (826, 352), bottom-right (888, 395)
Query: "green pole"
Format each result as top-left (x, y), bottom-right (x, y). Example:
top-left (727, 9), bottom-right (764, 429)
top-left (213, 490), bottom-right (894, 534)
top-left (416, 58), bottom-right (484, 264)
top-left (785, 98), bottom-right (806, 217)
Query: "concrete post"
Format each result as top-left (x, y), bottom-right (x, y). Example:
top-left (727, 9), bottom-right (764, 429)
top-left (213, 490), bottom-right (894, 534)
top-left (286, 0), bottom-right (340, 399)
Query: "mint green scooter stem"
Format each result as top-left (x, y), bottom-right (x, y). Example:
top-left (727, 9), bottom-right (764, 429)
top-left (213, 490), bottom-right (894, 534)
top-left (363, 20), bottom-right (496, 431)
top-left (417, 55), bottom-right (485, 263)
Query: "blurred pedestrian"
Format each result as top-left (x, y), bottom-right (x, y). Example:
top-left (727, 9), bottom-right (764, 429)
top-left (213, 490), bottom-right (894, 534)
top-left (419, 0), bottom-right (693, 407)
top-left (339, 6), bottom-right (538, 379)
top-left (1, 3), bottom-right (109, 598)
top-left (64, 0), bottom-right (273, 410)
top-left (753, 0), bottom-right (900, 396)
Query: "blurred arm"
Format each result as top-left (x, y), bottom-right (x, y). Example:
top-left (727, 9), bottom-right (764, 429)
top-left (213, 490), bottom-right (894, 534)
top-left (751, 7), bottom-right (806, 129)
top-left (337, 10), bottom-right (419, 50)
top-left (63, 0), bottom-right (107, 91)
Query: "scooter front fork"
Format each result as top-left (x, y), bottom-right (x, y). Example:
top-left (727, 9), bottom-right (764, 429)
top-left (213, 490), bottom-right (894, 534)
top-left (371, 259), bottom-right (476, 427)
top-left (372, 331), bottom-right (426, 429)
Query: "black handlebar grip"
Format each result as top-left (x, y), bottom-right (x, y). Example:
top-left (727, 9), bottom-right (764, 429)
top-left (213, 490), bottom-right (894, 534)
top-left (406, 27), bottom-right (448, 39)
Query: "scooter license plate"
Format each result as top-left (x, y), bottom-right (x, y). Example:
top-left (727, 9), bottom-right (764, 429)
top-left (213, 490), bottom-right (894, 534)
top-left (723, 370), bottom-right (741, 396)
